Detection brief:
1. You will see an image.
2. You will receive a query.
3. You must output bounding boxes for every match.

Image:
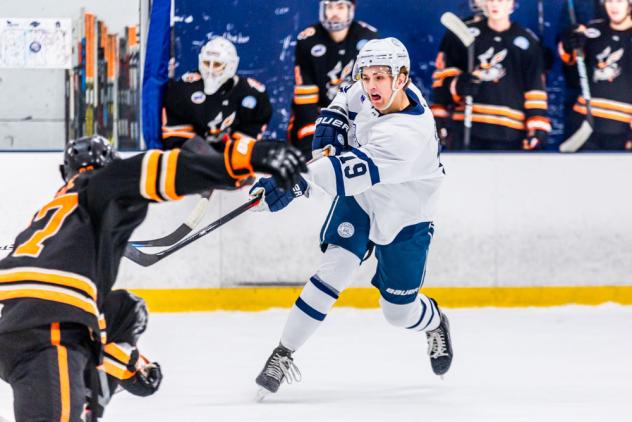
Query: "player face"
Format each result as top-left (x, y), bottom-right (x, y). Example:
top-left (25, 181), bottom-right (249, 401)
top-left (360, 65), bottom-right (407, 110)
top-left (201, 60), bottom-right (226, 77)
top-left (324, 1), bottom-right (352, 25)
top-left (604, 0), bottom-right (632, 24)
top-left (485, 0), bottom-right (514, 21)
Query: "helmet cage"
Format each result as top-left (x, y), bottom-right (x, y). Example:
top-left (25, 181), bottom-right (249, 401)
top-left (319, 0), bottom-right (355, 32)
top-left (198, 37), bottom-right (240, 95)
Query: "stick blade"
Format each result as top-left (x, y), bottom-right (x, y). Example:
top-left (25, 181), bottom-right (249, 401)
top-left (123, 244), bottom-right (162, 267)
top-left (440, 12), bottom-right (475, 47)
top-left (129, 224), bottom-right (192, 247)
top-left (559, 120), bottom-right (593, 153)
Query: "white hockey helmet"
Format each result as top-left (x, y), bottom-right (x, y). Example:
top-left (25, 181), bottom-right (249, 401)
top-left (198, 36), bottom-right (240, 95)
top-left (319, 0), bottom-right (356, 32)
top-left (352, 37), bottom-right (411, 111)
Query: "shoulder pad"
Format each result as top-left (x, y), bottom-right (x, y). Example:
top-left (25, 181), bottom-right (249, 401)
top-left (247, 78), bottom-right (266, 93)
top-left (297, 26), bottom-right (317, 41)
top-left (357, 21), bottom-right (378, 33)
top-left (181, 72), bottom-right (202, 83)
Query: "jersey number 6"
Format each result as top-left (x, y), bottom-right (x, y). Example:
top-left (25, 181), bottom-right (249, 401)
top-left (14, 193), bottom-right (79, 258)
top-left (340, 156), bottom-right (367, 179)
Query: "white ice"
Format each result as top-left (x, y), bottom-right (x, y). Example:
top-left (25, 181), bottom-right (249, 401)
top-left (1, 306), bottom-right (631, 421)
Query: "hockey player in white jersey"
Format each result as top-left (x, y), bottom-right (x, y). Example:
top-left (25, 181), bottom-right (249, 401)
top-left (250, 37), bottom-right (454, 396)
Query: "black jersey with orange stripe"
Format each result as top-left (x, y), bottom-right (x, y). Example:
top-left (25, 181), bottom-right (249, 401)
top-left (162, 73), bottom-right (272, 149)
top-left (0, 137), bottom-right (248, 338)
top-left (289, 21), bottom-right (378, 153)
top-left (559, 20), bottom-right (632, 135)
top-left (432, 20), bottom-right (551, 143)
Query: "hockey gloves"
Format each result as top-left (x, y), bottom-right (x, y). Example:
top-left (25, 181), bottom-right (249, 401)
top-left (454, 72), bottom-right (482, 98)
top-left (522, 129), bottom-right (547, 151)
top-left (562, 25), bottom-right (587, 52)
top-left (249, 176), bottom-right (309, 212)
top-left (121, 361), bottom-right (163, 397)
top-left (250, 140), bottom-right (307, 191)
top-left (312, 107), bottom-right (350, 158)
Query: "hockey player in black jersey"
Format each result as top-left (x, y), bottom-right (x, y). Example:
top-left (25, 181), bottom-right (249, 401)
top-left (432, 0), bottom-right (552, 150)
top-left (288, 0), bottom-right (378, 157)
top-left (0, 134), bottom-right (306, 421)
top-left (162, 36), bottom-right (272, 150)
top-left (559, 0), bottom-right (632, 150)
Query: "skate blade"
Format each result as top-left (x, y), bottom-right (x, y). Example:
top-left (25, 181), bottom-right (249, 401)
top-left (256, 387), bottom-right (271, 402)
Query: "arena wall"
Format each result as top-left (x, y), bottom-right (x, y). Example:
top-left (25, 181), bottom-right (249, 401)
top-left (1, 152), bottom-right (631, 310)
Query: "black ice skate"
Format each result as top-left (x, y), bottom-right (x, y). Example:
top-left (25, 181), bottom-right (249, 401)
top-left (425, 300), bottom-right (453, 377)
top-left (255, 344), bottom-right (301, 400)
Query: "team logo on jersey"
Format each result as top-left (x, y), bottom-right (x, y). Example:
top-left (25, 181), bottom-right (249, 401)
top-left (311, 44), bottom-right (327, 57)
top-left (337, 222), bottom-right (355, 238)
top-left (190, 91), bottom-right (206, 104)
top-left (206, 111), bottom-right (237, 137)
top-left (584, 28), bottom-right (601, 39)
top-left (476, 47), bottom-right (508, 82)
top-left (181, 72), bottom-right (202, 83)
top-left (298, 27), bottom-right (316, 40)
top-left (247, 78), bottom-right (266, 93)
top-left (513, 36), bottom-right (530, 50)
top-left (326, 59), bottom-right (355, 100)
top-left (241, 95), bottom-right (257, 109)
top-left (593, 47), bottom-right (624, 82)
top-left (469, 27), bottom-right (481, 38)
top-left (29, 41), bottom-right (42, 53)
top-left (356, 39), bottom-right (369, 51)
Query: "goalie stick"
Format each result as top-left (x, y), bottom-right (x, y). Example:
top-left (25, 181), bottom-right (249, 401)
top-left (440, 12), bottom-right (476, 150)
top-left (124, 193), bottom-right (261, 267)
top-left (559, 0), bottom-right (594, 153)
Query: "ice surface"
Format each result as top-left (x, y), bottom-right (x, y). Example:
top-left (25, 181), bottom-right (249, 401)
top-left (1, 306), bottom-right (631, 421)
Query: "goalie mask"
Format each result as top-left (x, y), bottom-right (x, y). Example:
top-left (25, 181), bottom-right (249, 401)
top-left (319, 0), bottom-right (356, 32)
top-left (60, 135), bottom-right (119, 182)
top-left (198, 37), bottom-right (240, 95)
top-left (352, 37), bottom-right (410, 111)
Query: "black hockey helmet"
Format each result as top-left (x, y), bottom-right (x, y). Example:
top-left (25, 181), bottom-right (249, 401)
top-left (60, 135), bottom-right (119, 182)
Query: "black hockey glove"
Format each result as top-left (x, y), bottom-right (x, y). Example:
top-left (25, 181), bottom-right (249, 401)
top-left (522, 129), bottom-right (547, 151)
top-left (121, 362), bottom-right (163, 397)
top-left (251, 141), bottom-right (308, 192)
top-left (454, 72), bottom-right (482, 98)
top-left (312, 107), bottom-right (350, 158)
top-left (563, 25), bottom-right (587, 52)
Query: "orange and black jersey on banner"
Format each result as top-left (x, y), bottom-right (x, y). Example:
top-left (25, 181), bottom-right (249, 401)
top-left (162, 72), bottom-right (272, 149)
top-left (432, 20), bottom-right (551, 142)
top-left (559, 19), bottom-right (632, 135)
top-left (0, 138), bottom-right (250, 338)
top-left (289, 21), bottom-right (378, 151)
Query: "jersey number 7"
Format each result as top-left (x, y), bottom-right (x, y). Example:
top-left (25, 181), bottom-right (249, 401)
top-left (13, 193), bottom-right (79, 258)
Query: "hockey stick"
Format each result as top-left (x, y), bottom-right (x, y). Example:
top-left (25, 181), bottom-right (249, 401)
top-left (128, 190), bottom-right (212, 247)
top-left (559, 0), bottom-right (594, 153)
top-left (440, 12), bottom-right (476, 149)
top-left (124, 193), bottom-right (262, 267)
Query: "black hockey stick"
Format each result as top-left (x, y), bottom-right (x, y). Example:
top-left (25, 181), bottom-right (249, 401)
top-left (559, 0), bottom-right (594, 152)
top-left (440, 12), bottom-right (476, 150)
top-left (128, 190), bottom-right (212, 247)
top-left (124, 194), bottom-right (261, 267)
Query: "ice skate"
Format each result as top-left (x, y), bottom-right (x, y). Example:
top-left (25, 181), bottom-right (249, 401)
top-left (255, 344), bottom-right (301, 398)
top-left (425, 300), bottom-right (453, 377)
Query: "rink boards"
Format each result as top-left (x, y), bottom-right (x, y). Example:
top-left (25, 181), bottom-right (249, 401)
top-left (1, 152), bottom-right (632, 310)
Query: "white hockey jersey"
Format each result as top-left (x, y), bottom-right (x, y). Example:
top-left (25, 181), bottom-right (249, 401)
top-left (306, 81), bottom-right (445, 245)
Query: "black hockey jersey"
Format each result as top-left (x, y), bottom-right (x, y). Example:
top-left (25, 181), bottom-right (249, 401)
top-left (0, 138), bottom-right (250, 339)
top-left (162, 73), bottom-right (272, 149)
top-left (559, 19), bottom-right (632, 135)
top-left (432, 20), bottom-right (551, 143)
top-left (289, 21), bottom-right (378, 155)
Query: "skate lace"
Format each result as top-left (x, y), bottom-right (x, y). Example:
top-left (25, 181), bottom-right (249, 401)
top-left (427, 329), bottom-right (448, 359)
top-left (264, 354), bottom-right (302, 385)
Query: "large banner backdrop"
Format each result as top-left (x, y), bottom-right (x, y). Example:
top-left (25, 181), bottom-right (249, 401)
top-left (172, 0), bottom-right (569, 145)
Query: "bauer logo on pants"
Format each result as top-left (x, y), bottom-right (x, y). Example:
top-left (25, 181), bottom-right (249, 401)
top-left (337, 222), bottom-right (355, 238)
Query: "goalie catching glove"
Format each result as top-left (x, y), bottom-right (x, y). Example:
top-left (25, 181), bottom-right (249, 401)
top-left (312, 107), bottom-right (350, 158)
